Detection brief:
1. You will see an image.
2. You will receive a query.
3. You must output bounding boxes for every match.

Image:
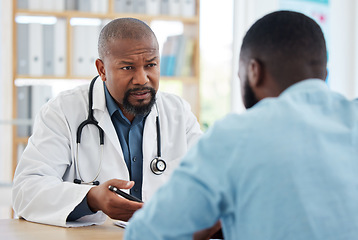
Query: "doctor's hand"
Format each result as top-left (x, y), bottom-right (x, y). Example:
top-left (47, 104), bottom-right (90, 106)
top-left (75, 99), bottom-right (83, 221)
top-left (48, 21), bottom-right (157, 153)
top-left (87, 179), bottom-right (143, 221)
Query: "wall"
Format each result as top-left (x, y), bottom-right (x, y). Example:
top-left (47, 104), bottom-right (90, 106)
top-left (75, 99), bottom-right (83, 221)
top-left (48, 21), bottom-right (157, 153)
top-left (231, 0), bottom-right (358, 113)
top-left (329, 0), bottom-right (358, 99)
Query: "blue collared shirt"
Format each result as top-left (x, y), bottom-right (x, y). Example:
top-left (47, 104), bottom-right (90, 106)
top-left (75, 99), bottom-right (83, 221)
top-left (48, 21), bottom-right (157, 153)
top-left (104, 83), bottom-right (146, 200)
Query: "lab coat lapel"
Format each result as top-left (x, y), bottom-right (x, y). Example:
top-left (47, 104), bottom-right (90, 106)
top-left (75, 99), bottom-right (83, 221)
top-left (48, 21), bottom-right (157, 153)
top-left (91, 77), bottom-right (124, 159)
top-left (143, 102), bottom-right (158, 164)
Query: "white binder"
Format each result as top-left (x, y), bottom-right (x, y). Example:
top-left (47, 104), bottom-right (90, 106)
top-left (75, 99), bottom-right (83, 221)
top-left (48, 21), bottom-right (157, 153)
top-left (28, 0), bottom-right (42, 11)
top-left (43, 24), bottom-right (55, 76)
top-left (86, 25), bottom-right (101, 77)
top-left (17, 0), bottom-right (29, 9)
top-left (161, 0), bottom-right (169, 15)
top-left (30, 85), bottom-right (53, 124)
top-left (134, 0), bottom-right (146, 14)
top-left (114, 0), bottom-right (126, 13)
top-left (146, 0), bottom-right (160, 15)
top-left (53, 0), bottom-right (65, 11)
top-left (78, 0), bottom-right (91, 12)
top-left (54, 18), bottom-right (66, 76)
top-left (72, 25), bottom-right (87, 76)
top-left (42, 0), bottom-right (54, 11)
top-left (181, 0), bottom-right (195, 17)
top-left (17, 23), bottom-right (29, 75)
top-left (16, 86), bottom-right (32, 137)
top-left (29, 23), bottom-right (43, 76)
top-left (168, 0), bottom-right (181, 16)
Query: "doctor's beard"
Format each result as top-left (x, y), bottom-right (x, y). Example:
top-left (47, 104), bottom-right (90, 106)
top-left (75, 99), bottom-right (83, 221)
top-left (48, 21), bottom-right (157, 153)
top-left (122, 87), bottom-right (156, 115)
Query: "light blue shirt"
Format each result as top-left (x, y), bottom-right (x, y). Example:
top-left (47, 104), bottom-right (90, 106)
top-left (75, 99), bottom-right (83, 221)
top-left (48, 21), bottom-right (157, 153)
top-left (125, 79), bottom-right (358, 239)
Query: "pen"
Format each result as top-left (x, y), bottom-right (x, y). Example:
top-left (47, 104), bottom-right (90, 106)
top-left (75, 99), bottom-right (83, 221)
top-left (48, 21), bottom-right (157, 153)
top-left (108, 185), bottom-right (143, 203)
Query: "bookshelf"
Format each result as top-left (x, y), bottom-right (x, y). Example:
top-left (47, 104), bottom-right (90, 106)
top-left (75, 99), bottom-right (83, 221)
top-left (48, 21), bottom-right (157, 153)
top-left (12, 0), bottom-right (201, 176)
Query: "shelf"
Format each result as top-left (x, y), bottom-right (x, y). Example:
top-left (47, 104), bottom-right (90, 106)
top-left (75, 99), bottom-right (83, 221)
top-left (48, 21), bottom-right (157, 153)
top-left (15, 10), bottom-right (200, 23)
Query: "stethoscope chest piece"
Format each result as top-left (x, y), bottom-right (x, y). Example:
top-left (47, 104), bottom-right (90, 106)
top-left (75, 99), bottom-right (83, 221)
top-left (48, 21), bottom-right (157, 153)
top-left (150, 157), bottom-right (166, 175)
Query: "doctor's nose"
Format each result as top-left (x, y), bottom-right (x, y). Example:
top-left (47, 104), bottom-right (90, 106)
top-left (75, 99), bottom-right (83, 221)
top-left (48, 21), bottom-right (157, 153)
top-left (132, 68), bottom-right (149, 85)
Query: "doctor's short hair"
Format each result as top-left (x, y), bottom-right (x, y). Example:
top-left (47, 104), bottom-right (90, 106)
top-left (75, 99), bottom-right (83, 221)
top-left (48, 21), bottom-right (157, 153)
top-left (240, 10), bottom-right (327, 88)
top-left (98, 17), bottom-right (158, 59)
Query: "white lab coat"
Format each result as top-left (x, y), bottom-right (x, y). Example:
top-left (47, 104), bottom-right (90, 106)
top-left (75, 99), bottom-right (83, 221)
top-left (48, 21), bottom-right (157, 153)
top-left (12, 78), bottom-right (202, 227)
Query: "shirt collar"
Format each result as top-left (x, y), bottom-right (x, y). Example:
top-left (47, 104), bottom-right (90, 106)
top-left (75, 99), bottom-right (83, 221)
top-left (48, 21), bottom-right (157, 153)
top-left (104, 82), bottom-right (146, 125)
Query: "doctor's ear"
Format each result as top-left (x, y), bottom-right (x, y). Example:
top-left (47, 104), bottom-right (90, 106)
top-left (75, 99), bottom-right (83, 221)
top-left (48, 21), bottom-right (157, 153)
top-left (95, 58), bottom-right (106, 81)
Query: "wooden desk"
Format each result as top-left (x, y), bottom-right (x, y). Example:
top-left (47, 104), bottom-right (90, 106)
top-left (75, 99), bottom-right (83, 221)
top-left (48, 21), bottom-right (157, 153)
top-left (0, 218), bottom-right (124, 240)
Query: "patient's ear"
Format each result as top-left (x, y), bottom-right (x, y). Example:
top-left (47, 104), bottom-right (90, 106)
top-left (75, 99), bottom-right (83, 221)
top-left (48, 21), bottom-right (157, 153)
top-left (247, 59), bottom-right (263, 88)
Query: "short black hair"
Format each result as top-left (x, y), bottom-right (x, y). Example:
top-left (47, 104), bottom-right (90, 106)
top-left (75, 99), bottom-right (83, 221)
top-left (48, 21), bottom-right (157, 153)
top-left (240, 11), bottom-right (327, 87)
top-left (98, 18), bottom-right (157, 59)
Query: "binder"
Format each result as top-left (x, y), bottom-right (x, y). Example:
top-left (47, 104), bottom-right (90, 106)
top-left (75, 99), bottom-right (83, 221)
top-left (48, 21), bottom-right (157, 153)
top-left (174, 35), bottom-right (187, 76)
top-left (16, 86), bottom-right (32, 137)
top-left (181, 38), bottom-right (194, 76)
top-left (90, 0), bottom-right (100, 13)
top-left (123, 0), bottom-right (134, 13)
top-left (72, 25), bottom-right (87, 76)
top-left (100, 0), bottom-right (109, 13)
top-left (54, 18), bottom-right (67, 76)
top-left (53, 0), bottom-right (65, 11)
top-left (17, 0), bottom-right (29, 9)
top-left (181, 0), bottom-right (195, 17)
top-left (146, 0), bottom-right (160, 15)
top-left (65, 0), bottom-right (77, 10)
top-left (134, 0), bottom-right (146, 14)
top-left (28, 0), bottom-right (42, 11)
top-left (42, 0), bottom-right (54, 11)
top-left (90, 0), bottom-right (108, 13)
top-left (78, 0), bottom-right (91, 12)
top-left (166, 35), bottom-right (180, 76)
top-left (114, 0), bottom-right (126, 13)
top-left (168, 0), bottom-right (181, 16)
top-left (43, 24), bottom-right (55, 76)
top-left (17, 23), bottom-right (29, 75)
top-left (161, 0), bottom-right (169, 15)
top-left (86, 25), bottom-right (101, 77)
top-left (29, 23), bottom-right (43, 76)
top-left (30, 85), bottom-right (53, 125)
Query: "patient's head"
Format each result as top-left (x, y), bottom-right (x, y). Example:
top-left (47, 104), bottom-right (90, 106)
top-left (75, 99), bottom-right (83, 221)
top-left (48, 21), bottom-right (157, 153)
top-left (239, 11), bottom-right (327, 109)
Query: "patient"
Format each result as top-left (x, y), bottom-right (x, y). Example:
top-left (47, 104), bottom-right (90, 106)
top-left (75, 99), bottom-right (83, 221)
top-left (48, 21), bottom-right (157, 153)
top-left (124, 10), bottom-right (358, 240)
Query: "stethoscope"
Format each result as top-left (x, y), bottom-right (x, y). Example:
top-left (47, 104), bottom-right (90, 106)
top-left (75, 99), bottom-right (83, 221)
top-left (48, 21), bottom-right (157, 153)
top-left (74, 76), bottom-right (166, 186)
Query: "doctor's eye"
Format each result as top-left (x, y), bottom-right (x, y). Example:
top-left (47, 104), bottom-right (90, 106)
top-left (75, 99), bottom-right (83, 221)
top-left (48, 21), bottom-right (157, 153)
top-left (146, 63), bottom-right (157, 68)
top-left (121, 66), bottom-right (133, 70)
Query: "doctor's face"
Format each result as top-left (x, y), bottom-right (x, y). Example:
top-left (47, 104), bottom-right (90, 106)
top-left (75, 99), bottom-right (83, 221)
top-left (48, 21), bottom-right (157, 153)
top-left (96, 35), bottom-right (160, 118)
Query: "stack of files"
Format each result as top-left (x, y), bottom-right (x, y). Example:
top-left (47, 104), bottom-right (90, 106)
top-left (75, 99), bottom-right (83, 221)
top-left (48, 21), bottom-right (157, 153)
top-left (17, 19), bottom-right (67, 76)
top-left (160, 34), bottom-right (195, 77)
top-left (72, 24), bottom-right (101, 77)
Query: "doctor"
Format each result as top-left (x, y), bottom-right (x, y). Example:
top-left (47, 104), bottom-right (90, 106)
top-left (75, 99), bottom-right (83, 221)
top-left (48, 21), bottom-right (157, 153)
top-left (12, 18), bottom-right (202, 227)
